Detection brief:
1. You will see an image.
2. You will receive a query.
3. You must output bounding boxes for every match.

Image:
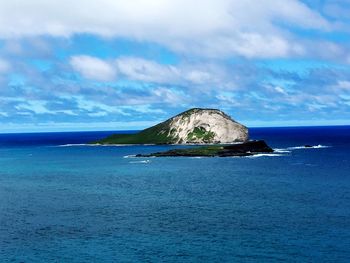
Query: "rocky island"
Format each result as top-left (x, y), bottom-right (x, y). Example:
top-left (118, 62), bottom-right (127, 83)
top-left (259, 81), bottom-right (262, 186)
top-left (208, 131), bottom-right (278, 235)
top-left (94, 108), bottom-right (274, 157)
top-left (95, 108), bottom-right (248, 144)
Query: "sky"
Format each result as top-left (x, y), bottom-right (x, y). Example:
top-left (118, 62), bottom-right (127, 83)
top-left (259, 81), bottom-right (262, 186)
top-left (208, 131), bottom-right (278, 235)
top-left (0, 0), bottom-right (350, 132)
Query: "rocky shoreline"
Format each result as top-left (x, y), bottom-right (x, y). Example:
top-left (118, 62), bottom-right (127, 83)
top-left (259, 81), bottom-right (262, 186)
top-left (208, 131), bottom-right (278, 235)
top-left (136, 140), bottom-right (273, 157)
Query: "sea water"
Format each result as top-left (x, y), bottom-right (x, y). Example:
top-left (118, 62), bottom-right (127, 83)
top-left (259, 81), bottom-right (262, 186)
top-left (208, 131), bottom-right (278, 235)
top-left (0, 127), bottom-right (349, 262)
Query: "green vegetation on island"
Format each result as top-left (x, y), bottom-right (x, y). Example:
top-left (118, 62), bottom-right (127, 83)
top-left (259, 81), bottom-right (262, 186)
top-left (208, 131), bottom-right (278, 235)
top-left (93, 118), bottom-right (177, 144)
top-left (136, 140), bottom-right (274, 157)
top-left (187, 127), bottom-right (215, 142)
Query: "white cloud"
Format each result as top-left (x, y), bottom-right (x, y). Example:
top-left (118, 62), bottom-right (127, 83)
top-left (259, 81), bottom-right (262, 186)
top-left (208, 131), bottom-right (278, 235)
top-left (274, 86), bottom-right (288, 95)
top-left (70, 55), bottom-right (117, 81)
top-left (333, 80), bottom-right (350, 91)
top-left (116, 57), bottom-right (179, 83)
top-left (14, 100), bottom-right (78, 115)
top-left (0, 0), bottom-right (338, 59)
top-left (71, 55), bottom-right (240, 89)
top-left (0, 58), bottom-right (10, 73)
top-left (15, 101), bottom-right (49, 114)
top-left (115, 56), bottom-right (239, 88)
top-left (151, 87), bottom-right (187, 105)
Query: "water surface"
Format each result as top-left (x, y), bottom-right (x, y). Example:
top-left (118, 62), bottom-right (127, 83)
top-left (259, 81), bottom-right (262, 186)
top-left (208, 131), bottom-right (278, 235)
top-left (0, 126), bottom-right (349, 262)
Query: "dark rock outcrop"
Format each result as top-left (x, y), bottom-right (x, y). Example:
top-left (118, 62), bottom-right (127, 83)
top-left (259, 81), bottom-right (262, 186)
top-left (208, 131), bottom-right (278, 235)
top-left (136, 140), bottom-right (273, 157)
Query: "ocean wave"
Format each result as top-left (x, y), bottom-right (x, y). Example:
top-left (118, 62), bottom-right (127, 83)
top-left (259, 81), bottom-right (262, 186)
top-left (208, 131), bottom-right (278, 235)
top-left (246, 153), bottom-right (285, 158)
top-left (274, 148), bottom-right (291, 153)
top-left (287, 144), bottom-right (330, 150)
top-left (56, 143), bottom-right (94, 147)
top-left (123, 155), bottom-right (136, 158)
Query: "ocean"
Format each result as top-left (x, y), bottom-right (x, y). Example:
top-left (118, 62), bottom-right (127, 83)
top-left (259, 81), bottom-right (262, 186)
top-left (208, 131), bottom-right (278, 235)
top-left (0, 126), bottom-right (349, 262)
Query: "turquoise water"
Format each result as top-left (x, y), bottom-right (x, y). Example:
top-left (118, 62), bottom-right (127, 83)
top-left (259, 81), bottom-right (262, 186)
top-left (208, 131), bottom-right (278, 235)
top-left (0, 127), bottom-right (350, 262)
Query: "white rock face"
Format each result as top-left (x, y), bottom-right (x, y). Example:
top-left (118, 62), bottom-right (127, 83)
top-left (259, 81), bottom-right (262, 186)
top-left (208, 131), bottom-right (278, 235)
top-left (166, 108), bottom-right (248, 144)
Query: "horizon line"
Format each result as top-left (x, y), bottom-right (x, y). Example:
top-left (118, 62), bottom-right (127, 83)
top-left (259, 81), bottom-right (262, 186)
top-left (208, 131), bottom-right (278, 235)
top-left (1, 124), bottom-right (349, 134)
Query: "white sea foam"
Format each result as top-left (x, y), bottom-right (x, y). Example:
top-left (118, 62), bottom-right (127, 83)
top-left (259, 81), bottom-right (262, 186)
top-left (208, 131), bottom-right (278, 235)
top-left (313, 145), bottom-right (330, 149)
top-left (56, 143), bottom-right (93, 147)
top-left (129, 160), bottom-right (151, 164)
top-left (123, 155), bottom-right (136, 158)
top-left (246, 153), bottom-right (285, 158)
top-left (287, 144), bottom-right (330, 150)
top-left (273, 148), bottom-right (291, 153)
top-left (56, 143), bottom-right (118, 147)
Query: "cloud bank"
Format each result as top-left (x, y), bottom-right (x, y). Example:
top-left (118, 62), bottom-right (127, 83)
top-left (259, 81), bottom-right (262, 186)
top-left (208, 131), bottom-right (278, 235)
top-left (0, 0), bottom-right (347, 60)
top-left (0, 0), bottom-right (349, 131)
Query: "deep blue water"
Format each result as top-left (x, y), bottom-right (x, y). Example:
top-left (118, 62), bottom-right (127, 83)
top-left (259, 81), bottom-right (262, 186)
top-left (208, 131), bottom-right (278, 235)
top-left (0, 126), bottom-right (350, 262)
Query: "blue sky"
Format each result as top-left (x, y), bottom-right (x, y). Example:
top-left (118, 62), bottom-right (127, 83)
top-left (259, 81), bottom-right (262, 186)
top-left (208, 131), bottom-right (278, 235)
top-left (0, 0), bottom-right (350, 132)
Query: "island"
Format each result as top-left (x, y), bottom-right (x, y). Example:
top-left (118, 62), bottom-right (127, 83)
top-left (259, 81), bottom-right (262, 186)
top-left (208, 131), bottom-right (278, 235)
top-left (94, 108), bottom-right (274, 157)
top-left (94, 108), bottom-right (248, 144)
